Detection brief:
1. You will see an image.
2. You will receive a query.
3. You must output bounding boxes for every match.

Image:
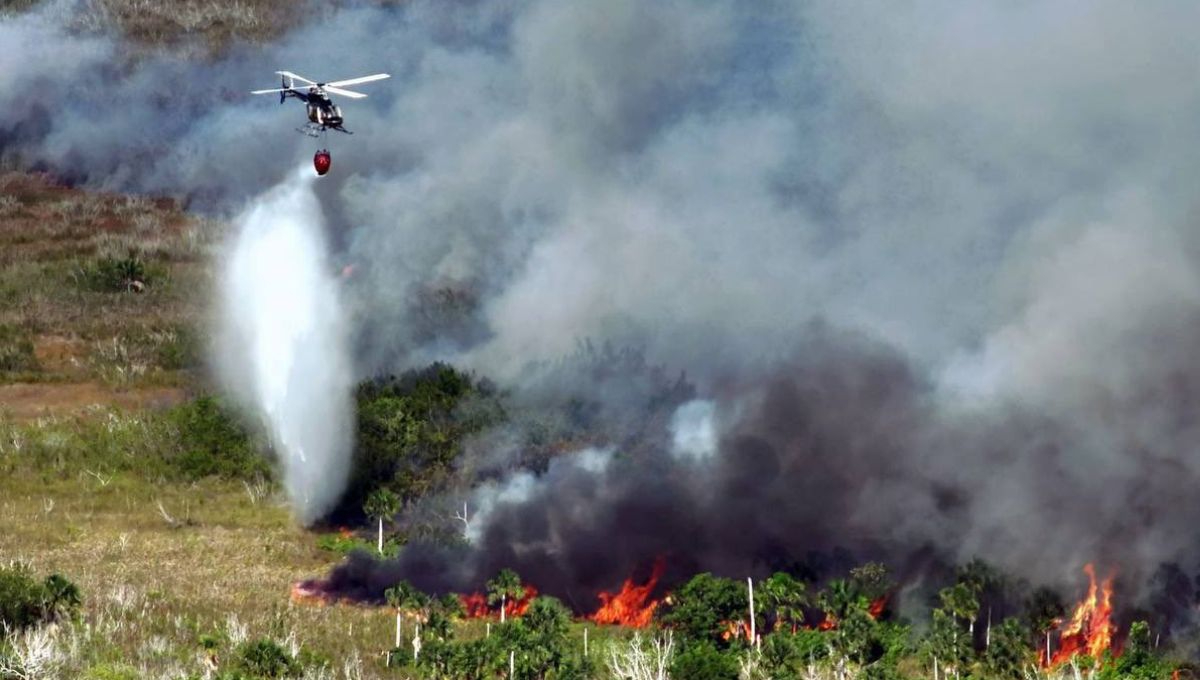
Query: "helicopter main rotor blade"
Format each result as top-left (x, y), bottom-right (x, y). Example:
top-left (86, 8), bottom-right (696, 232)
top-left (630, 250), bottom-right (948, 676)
top-left (324, 86), bottom-right (368, 99)
top-left (323, 73), bottom-right (391, 88)
top-left (251, 88), bottom-right (292, 94)
top-left (275, 70), bottom-right (318, 86)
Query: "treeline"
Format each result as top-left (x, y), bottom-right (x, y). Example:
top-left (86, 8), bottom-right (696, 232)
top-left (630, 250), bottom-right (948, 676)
top-left (371, 561), bottom-right (1183, 680)
top-left (342, 348), bottom-right (694, 526)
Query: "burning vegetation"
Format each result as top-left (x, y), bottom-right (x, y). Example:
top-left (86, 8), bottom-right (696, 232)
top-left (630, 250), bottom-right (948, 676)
top-left (590, 558), bottom-right (665, 628)
top-left (459, 584), bottom-right (539, 621)
top-left (1044, 564), bottom-right (1117, 668)
top-left (290, 552), bottom-right (1189, 679)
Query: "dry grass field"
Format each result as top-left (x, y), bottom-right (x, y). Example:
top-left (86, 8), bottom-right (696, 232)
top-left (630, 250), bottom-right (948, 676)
top-left (0, 172), bottom-right (209, 413)
top-left (0, 172), bottom-right (384, 678)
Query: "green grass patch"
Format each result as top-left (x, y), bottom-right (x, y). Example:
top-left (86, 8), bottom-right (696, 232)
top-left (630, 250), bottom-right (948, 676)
top-left (0, 395), bottom-right (269, 484)
top-left (72, 252), bottom-right (168, 294)
top-left (0, 324), bottom-right (38, 373)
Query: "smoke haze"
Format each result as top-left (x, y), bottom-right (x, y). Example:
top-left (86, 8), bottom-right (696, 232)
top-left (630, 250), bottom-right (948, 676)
top-left (7, 0), bottom-right (1200, 607)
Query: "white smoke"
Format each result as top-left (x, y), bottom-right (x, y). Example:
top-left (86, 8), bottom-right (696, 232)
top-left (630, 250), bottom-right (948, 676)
top-left (670, 400), bottom-right (717, 462)
top-left (465, 445), bottom-right (616, 544)
top-left (217, 166), bottom-right (354, 525)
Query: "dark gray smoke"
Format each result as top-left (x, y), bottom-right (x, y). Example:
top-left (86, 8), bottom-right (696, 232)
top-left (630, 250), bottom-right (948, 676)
top-left (7, 0), bottom-right (1200, 616)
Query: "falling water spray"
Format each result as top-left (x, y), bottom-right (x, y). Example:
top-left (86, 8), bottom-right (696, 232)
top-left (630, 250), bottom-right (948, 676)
top-left (217, 166), bottom-right (353, 524)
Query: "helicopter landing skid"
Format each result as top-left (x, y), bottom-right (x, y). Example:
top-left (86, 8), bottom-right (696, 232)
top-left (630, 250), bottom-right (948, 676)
top-left (295, 124), bottom-right (353, 137)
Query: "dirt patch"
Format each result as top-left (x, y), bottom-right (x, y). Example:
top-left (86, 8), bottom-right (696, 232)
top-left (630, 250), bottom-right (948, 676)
top-left (0, 382), bottom-right (186, 420)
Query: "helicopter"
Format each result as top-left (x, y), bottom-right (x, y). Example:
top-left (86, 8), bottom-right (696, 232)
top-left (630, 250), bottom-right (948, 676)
top-left (252, 70), bottom-right (390, 137)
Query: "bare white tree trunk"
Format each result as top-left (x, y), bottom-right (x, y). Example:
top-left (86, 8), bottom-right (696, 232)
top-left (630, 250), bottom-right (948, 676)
top-left (412, 622), bottom-right (421, 661)
top-left (501, 594), bottom-right (507, 623)
top-left (933, 654), bottom-right (939, 680)
top-left (986, 607), bottom-right (992, 649)
top-left (395, 612), bottom-right (402, 648)
top-left (510, 649), bottom-right (515, 678)
top-left (747, 577), bottom-right (756, 644)
top-left (584, 627), bottom-right (589, 657)
top-left (377, 517), bottom-right (383, 554)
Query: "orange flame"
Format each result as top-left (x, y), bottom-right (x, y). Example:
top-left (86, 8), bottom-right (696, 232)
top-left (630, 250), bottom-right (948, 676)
top-left (460, 591), bottom-right (489, 618)
top-left (869, 596), bottom-right (887, 619)
top-left (507, 585), bottom-right (538, 617)
top-left (459, 585), bottom-right (539, 619)
top-left (721, 619), bottom-right (754, 643)
top-left (337, 527), bottom-right (354, 539)
top-left (591, 559), bottom-right (665, 628)
top-left (814, 596), bottom-right (885, 631)
top-left (1045, 564), bottom-right (1116, 667)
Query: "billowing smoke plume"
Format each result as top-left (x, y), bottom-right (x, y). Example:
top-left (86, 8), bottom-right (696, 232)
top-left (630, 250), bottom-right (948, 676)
top-left (217, 167), bottom-right (353, 524)
top-left (7, 0), bottom-right (1200, 612)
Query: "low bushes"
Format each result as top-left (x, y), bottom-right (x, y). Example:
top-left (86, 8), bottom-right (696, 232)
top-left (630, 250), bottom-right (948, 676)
top-left (0, 563), bottom-right (81, 634)
top-left (166, 395), bottom-right (268, 481)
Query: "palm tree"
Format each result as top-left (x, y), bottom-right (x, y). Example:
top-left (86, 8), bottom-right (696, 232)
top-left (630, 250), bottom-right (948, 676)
top-left (819, 578), bottom-right (857, 625)
top-left (761, 572), bottom-right (809, 632)
top-left (940, 584), bottom-right (980, 633)
top-left (363, 488), bottom-right (400, 554)
top-left (386, 581), bottom-right (430, 635)
top-left (486, 568), bottom-right (524, 624)
top-left (934, 583), bottom-right (979, 679)
top-left (956, 559), bottom-right (1000, 642)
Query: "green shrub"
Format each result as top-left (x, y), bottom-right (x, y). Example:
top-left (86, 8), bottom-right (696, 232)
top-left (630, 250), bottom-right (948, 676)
top-left (1102, 621), bottom-right (1171, 680)
top-left (0, 324), bottom-right (38, 373)
top-left (657, 573), bottom-right (748, 645)
top-left (74, 251), bottom-right (165, 293)
top-left (0, 563), bottom-right (81, 634)
top-left (231, 638), bottom-right (299, 679)
top-left (167, 396), bottom-right (269, 481)
top-left (671, 640), bottom-right (739, 680)
top-left (314, 531), bottom-right (402, 557)
top-left (339, 363), bottom-right (505, 519)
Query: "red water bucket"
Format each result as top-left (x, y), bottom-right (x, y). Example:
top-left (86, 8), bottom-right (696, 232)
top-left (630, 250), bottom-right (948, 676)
top-left (314, 150), bottom-right (332, 176)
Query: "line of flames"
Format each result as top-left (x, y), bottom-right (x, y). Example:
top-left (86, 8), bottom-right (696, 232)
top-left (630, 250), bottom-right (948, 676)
top-left (460, 585), bottom-right (539, 620)
top-left (292, 566), bottom-right (1124, 667)
top-left (293, 567), bottom-right (890, 637)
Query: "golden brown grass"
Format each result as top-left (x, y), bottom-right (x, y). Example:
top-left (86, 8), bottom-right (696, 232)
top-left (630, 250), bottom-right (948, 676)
top-left (0, 462), bottom-right (418, 678)
top-left (0, 172), bottom-right (213, 408)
